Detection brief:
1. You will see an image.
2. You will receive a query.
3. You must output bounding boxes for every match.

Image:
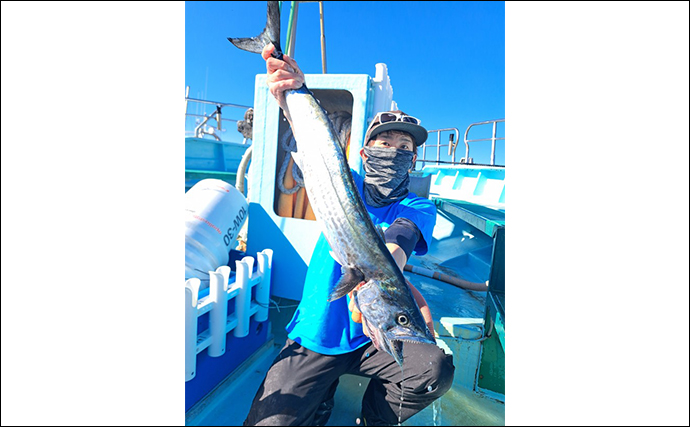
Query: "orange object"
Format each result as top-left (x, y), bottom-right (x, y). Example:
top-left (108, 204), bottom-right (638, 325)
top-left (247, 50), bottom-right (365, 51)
top-left (345, 133), bottom-right (351, 160)
top-left (277, 157), bottom-right (295, 217)
top-left (294, 187), bottom-right (306, 219)
top-left (304, 192), bottom-right (316, 220)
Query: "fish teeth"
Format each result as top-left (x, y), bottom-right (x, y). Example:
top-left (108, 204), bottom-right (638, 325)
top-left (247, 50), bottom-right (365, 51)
top-left (393, 339), bottom-right (424, 344)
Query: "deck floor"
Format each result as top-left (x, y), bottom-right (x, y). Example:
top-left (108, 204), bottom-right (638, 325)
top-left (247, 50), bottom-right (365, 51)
top-left (186, 269), bottom-right (505, 426)
top-left (186, 340), bottom-right (504, 426)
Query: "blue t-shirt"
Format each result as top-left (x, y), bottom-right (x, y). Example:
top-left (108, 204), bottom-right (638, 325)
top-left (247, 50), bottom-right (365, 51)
top-left (285, 170), bottom-right (437, 355)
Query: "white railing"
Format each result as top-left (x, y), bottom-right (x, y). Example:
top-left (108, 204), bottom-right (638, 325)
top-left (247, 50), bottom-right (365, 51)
top-left (463, 119), bottom-right (505, 166)
top-left (185, 249), bottom-right (273, 382)
top-left (418, 128), bottom-right (463, 169)
top-left (185, 85), bottom-right (253, 142)
top-left (416, 119), bottom-right (505, 169)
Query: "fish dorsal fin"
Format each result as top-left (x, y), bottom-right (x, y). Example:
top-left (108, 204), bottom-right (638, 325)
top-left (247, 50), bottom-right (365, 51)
top-left (327, 265), bottom-right (365, 302)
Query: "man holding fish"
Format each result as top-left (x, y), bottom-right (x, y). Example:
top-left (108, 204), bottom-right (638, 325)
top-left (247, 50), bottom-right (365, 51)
top-left (240, 41), bottom-right (455, 426)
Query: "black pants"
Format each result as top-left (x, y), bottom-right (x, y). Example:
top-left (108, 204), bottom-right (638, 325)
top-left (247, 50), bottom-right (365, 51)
top-left (243, 338), bottom-right (455, 426)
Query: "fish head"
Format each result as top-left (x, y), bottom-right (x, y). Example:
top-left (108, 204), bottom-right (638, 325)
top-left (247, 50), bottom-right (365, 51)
top-left (354, 278), bottom-right (436, 366)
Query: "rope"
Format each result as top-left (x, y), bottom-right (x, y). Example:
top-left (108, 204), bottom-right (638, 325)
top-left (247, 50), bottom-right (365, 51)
top-left (254, 298), bottom-right (301, 313)
top-left (277, 110), bottom-right (352, 195)
top-left (277, 129), bottom-right (304, 194)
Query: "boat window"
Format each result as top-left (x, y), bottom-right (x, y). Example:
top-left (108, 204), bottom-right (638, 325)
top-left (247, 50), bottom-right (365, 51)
top-left (274, 89), bottom-right (354, 220)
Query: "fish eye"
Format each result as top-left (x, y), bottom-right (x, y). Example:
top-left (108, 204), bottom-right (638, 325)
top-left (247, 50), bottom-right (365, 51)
top-left (397, 314), bottom-right (409, 326)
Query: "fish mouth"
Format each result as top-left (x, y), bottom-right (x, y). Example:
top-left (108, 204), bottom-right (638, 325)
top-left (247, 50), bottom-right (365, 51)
top-left (366, 318), bottom-right (436, 367)
top-left (384, 336), bottom-right (436, 368)
top-left (394, 337), bottom-right (437, 367)
top-left (365, 319), bottom-right (401, 364)
top-left (389, 323), bottom-right (437, 347)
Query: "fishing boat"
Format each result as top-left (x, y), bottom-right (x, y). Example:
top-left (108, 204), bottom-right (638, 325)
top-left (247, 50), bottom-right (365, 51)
top-left (184, 4), bottom-right (505, 426)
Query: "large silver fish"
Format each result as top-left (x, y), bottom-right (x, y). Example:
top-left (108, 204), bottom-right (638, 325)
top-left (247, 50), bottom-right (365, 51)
top-left (228, 1), bottom-right (435, 366)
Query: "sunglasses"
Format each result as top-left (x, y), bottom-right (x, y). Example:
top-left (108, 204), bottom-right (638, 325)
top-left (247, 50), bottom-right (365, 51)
top-left (373, 112), bottom-right (422, 126)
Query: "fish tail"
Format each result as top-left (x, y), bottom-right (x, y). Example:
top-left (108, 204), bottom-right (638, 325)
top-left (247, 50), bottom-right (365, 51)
top-left (228, 1), bottom-right (284, 60)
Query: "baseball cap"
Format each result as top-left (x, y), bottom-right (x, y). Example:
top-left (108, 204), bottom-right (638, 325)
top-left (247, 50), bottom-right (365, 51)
top-left (364, 110), bottom-right (428, 147)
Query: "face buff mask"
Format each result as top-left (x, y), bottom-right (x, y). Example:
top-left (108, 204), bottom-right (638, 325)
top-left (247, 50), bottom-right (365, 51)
top-left (362, 146), bottom-right (415, 207)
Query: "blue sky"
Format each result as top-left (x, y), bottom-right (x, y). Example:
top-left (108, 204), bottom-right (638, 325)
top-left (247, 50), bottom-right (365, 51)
top-left (185, 1), bottom-right (505, 165)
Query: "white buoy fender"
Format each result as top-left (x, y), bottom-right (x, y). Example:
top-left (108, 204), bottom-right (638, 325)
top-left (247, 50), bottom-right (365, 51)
top-left (185, 179), bottom-right (248, 281)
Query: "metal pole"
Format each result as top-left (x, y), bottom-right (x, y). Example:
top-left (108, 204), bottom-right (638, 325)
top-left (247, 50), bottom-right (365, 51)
top-left (286, 1), bottom-right (299, 58)
top-left (463, 125), bottom-right (472, 163)
top-left (184, 97), bottom-right (251, 109)
top-left (491, 120), bottom-right (497, 165)
top-left (319, 2), bottom-right (327, 73)
top-left (185, 86), bottom-right (190, 117)
top-left (451, 129), bottom-right (459, 163)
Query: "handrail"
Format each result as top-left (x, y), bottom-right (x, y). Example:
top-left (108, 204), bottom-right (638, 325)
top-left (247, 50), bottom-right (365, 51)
top-left (186, 112), bottom-right (241, 124)
top-left (185, 96), bottom-right (251, 110)
top-left (185, 86), bottom-right (253, 142)
top-left (415, 120), bottom-right (505, 168)
top-left (462, 119), bottom-right (505, 166)
top-left (194, 112), bottom-right (218, 139)
top-left (417, 128), bottom-right (463, 169)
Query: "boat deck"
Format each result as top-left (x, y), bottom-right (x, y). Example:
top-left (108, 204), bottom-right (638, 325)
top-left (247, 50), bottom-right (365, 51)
top-left (186, 242), bottom-right (505, 426)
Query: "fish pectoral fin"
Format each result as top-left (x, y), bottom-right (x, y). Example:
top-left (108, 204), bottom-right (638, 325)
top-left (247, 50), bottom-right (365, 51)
top-left (327, 266), bottom-right (365, 302)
